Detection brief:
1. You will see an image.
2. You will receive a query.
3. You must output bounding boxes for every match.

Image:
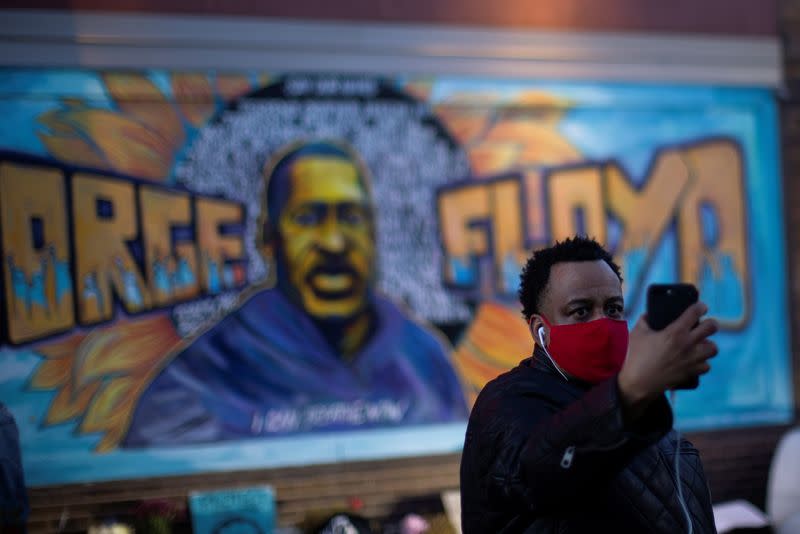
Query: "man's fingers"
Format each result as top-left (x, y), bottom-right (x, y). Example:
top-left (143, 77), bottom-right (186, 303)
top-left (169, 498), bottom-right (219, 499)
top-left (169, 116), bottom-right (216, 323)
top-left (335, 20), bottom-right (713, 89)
top-left (687, 318), bottom-right (719, 346)
top-left (689, 340), bottom-right (718, 363)
top-left (633, 314), bottom-right (652, 333)
top-left (668, 302), bottom-right (708, 335)
top-left (694, 362), bottom-right (712, 375)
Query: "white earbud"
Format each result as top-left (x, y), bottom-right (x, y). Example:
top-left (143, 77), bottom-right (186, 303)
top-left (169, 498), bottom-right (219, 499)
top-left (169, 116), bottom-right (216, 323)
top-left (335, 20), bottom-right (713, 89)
top-left (535, 324), bottom-right (569, 382)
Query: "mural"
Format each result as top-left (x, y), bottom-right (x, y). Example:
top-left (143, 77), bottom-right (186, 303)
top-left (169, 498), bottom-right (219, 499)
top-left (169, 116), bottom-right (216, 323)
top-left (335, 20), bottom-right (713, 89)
top-left (0, 69), bottom-right (792, 485)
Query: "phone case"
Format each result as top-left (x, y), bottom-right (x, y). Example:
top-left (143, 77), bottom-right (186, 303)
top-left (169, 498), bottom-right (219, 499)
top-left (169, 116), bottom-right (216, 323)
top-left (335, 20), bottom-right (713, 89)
top-left (646, 284), bottom-right (699, 331)
top-left (646, 283), bottom-right (700, 390)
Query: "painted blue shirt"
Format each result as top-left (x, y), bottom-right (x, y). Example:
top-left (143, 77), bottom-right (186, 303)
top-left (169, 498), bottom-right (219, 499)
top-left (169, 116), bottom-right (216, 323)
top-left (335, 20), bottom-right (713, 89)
top-left (123, 288), bottom-right (468, 447)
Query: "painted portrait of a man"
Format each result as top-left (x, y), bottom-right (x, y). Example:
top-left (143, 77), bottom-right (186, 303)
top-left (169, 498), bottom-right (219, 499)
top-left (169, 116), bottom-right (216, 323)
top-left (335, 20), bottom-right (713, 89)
top-left (123, 140), bottom-right (469, 447)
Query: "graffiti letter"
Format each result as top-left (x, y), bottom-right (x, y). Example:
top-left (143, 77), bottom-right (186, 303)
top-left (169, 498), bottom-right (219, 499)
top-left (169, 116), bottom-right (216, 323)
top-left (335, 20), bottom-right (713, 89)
top-left (547, 165), bottom-right (606, 244)
top-left (140, 186), bottom-right (199, 305)
top-left (522, 169), bottom-right (548, 247)
top-left (72, 174), bottom-right (150, 324)
top-left (492, 180), bottom-right (527, 294)
top-left (438, 184), bottom-right (490, 291)
top-left (605, 150), bottom-right (691, 300)
top-left (678, 140), bottom-right (748, 328)
top-left (0, 162), bottom-right (74, 343)
top-left (195, 198), bottom-right (245, 294)
top-left (437, 176), bottom-right (526, 295)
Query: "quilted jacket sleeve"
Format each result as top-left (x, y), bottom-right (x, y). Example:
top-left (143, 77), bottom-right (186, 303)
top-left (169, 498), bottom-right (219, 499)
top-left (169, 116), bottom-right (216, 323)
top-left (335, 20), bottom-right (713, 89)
top-left (673, 438), bottom-right (717, 533)
top-left (612, 433), bottom-right (716, 533)
top-left (486, 376), bottom-right (673, 515)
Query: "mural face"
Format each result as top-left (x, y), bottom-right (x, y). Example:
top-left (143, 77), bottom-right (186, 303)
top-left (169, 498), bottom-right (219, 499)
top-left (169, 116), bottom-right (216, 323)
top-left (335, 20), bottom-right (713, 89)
top-left (0, 70), bottom-right (792, 485)
top-left (272, 152), bottom-right (374, 320)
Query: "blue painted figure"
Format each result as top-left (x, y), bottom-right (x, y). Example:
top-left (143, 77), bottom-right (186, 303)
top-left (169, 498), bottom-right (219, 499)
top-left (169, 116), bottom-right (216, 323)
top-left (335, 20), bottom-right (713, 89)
top-left (222, 264), bottom-right (235, 289)
top-left (7, 256), bottom-right (29, 316)
top-left (28, 257), bottom-right (48, 314)
top-left (115, 257), bottom-right (143, 307)
top-left (206, 256), bottom-right (221, 295)
top-left (49, 246), bottom-right (72, 306)
top-left (153, 254), bottom-right (172, 296)
top-left (175, 256), bottom-right (195, 288)
top-left (81, 271), bottom-right (104, 316)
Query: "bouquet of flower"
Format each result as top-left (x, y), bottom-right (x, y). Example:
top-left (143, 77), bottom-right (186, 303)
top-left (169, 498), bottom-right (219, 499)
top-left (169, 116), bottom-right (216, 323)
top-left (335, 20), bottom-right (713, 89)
top-left (133, 499), bottom-right (184, 534)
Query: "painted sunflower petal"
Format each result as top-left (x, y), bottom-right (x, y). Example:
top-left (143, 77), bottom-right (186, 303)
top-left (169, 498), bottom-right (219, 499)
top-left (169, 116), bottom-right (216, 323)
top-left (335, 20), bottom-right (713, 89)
top-left (172, 73), bottom-right (215, 126)
top-left (102, 72), bottom-right (186, 150)
top-left (216, 74), bottom-right (253, 102)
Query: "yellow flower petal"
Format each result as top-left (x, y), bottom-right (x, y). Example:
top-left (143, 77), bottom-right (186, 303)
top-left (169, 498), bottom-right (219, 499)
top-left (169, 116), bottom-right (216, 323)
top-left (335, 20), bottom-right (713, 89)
top-left (172, 73), bottom-right (215, 126)
top-left (216, 74), bottom-right (253, 102)
top-left (102, 72), bottom-right (185, 151)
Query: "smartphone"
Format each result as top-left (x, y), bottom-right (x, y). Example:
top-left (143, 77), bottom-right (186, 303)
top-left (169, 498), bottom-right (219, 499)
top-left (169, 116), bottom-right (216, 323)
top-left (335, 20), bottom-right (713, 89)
top-left (646, 283), bottom-right (700, 389)
top-left (646, 283), bottom-right (699, 331)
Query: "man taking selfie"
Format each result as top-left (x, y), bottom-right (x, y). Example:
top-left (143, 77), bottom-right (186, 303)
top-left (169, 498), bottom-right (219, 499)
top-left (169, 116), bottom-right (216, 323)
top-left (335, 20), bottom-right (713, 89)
top-left (460, 236), bottom-right (717, 533)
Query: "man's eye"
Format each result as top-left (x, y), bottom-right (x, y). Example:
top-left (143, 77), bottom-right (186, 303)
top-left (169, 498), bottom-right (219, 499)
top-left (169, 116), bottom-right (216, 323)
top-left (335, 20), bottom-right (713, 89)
top-left (293, 210), bottom-right (319, 226)
top-left (571, 307), bottom-right (589, 319)
top-left (606, 304), bottom-right (624, 317)
top-left (339, 206), bottom-right (369, 226)
top-left (341, 211), bottom-right (364, 225)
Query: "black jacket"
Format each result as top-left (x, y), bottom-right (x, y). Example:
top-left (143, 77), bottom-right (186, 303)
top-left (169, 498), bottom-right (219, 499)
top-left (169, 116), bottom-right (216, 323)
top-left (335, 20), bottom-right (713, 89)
top-left (0, 403), bottom-right (28, 531)
top-left (460, 348), bottom-right (716, 533)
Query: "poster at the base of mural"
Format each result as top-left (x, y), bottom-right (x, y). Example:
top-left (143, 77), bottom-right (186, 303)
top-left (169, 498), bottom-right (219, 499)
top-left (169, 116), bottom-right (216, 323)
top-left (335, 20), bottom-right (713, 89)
top-left (189, 486), bottom-right (276, 534)
top-left (0, 69), bottom-right (793, 486)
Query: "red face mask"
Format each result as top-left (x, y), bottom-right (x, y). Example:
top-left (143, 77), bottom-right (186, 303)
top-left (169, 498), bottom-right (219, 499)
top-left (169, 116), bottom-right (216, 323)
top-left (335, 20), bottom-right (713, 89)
top-left (537, 316), bottom-right (629, 383)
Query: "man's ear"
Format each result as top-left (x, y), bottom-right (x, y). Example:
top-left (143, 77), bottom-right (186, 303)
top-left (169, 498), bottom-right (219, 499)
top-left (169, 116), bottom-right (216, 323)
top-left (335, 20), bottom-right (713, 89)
top-left (529, 315), bottom-right (547, 347)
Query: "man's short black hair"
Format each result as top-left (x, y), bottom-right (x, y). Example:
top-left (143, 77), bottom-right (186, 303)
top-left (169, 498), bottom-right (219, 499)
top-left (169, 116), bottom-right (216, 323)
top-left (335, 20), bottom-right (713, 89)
top-left (518, 236), bottom-right (622, 321)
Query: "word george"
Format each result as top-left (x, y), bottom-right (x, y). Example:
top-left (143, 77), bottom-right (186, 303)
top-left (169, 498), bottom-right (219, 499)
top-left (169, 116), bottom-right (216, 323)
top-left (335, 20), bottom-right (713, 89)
top-left (0, 153), bottom-right (246, 344)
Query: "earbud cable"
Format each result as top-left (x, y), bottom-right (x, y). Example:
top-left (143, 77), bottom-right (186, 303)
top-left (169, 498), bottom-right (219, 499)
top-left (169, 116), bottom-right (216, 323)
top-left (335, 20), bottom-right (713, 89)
top-left (537, 328), bottom-right (569, 382)
top-left (670, 390), bottom-right (693, 534)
